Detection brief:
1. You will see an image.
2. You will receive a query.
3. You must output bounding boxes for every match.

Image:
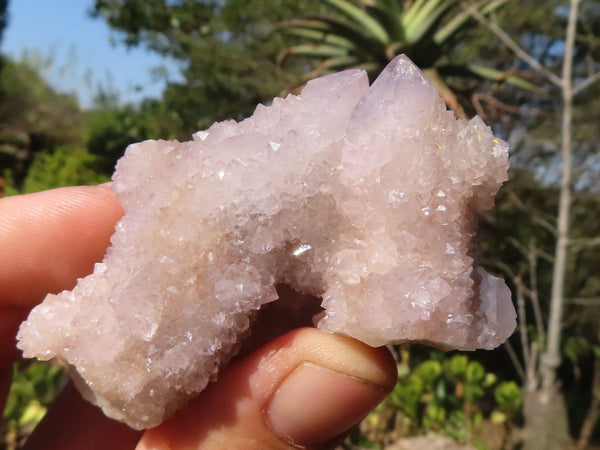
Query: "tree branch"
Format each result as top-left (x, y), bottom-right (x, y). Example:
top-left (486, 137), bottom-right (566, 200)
top-left (565, 298), bottom-right (600, 306)
top-left (472, 92), bottom-right (552, 121)
top-left (422, 68), bottom-right (468, 119)
top-left (529, 239), bottom-right (546, 343)
top-left (507, 236), bottom-right (529, 257)
top-left (464, 3), bottom-right (563, 87)
top-left (506, 236), bottom-right (553, 272)
top-left (483, 259), bottom-right (518, 281)
top-left (504, 340), bottom-right (525, 382)
top-left (577, 356), bottom-right (600, 449)
top-left (573, 71), bottom-right (600, 96)
top-left (542, 0), bottom-right (579, 390)
top-left (505, 189), bottom-right (558, 237)
top-left (515, 278), bottom-right (531, 371)
top-left (569, 237), bottom-right (600, 250)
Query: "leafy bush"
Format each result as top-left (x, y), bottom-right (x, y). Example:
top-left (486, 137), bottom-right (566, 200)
top-left (20, 146), bottom-right (109, 193)
top-left (2, 362), bottom-right (66, 450)
top-left (354, 347), bottom-right (523, 448)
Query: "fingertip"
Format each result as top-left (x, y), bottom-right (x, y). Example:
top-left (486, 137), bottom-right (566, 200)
top-left (0, 185), bottom-right (123, 307)
top-left (283, 327), bottom-right (398, 391)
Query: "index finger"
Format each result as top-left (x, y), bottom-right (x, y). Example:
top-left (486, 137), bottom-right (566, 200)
top-left (0, 186), bottom-right (140, 448)
top-left (0, 185), bottom-right (123, 367)
top-left (0, 184), bottom-right (123, 308)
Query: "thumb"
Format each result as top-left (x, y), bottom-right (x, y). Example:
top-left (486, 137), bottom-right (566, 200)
top-left (137, 327), bottom-right (397, 450)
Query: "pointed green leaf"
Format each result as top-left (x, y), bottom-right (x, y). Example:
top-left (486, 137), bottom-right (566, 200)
top-left (480, 0), bottom-right (509, 15)
top-left (303, 15), bottom-right (388, 56)
top-left (301, 55), bottom-right (362, 80)
top-left (324, 0), bottom-right (390, 44)
top-left (434, 7), bottom-right (476, 44)
top-left (503, 75), bottom-right (546, 95)
top-left (402, 0), bottom-right (430, 25)
top-left (279, 15), bottom-right (383, 62)
top-left (403, 0), bottom-right (451, 44)
top-left (467, 64), bottom-right (546, 95)
top-left (283, 44), bottom-right (349, 58)
top-left (355, 61), bottom-right (381, 76)
top-left (321, 55), bottom-right (361, 70)
top-left (411, 0), bottom-right (445, 27)
top-left (434, 0), bottom-right (508, 45)
top-left (361, 0), bottom-right (404, 41)
top-left (281, 27), bottom-right (356, 49)
top-left (278, 19), bottom-right (336, 33)
top-left (365, 0), bottom-right (402, 16)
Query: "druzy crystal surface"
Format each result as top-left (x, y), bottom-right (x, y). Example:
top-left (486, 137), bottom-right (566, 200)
top-left (17, 55), bottom-right (515, 429)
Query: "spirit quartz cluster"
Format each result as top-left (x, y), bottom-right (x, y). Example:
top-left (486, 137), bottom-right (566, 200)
top-left (17, 55), bottom-right (516, 429)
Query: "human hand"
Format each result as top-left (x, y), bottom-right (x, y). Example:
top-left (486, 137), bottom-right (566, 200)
top-left (0, 185), bottom-right (396, 450)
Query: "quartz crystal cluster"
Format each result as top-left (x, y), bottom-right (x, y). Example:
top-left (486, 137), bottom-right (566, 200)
top-left (17, 55), bottom-right (516, 429)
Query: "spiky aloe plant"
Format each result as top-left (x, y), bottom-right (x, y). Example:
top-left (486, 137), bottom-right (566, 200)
top-left (278, 0), bottom-right (540, 117)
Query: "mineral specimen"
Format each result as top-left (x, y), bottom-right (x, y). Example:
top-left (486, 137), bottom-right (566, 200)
top-left (17, 55), bottom-right (516, 430)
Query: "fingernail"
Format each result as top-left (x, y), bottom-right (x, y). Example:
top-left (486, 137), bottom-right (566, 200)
top-left (266, 362), bottom-right (388, 447)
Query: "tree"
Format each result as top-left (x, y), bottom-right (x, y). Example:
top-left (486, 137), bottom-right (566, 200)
top-left (86, 92), bottom-right (182, 173)
top-left (469, 0), bottom-right (600, 447)
top-left (92, 0), bottom-right (325, 133)
top-left (18, 146), bottom-right (109, 194)
top-left (0, 0), bottom-right (8, 45)
top-left (0, 56), bottom-right (84, 189)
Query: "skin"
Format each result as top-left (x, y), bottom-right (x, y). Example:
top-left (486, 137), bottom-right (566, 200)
top-left (0, 185), bottom-right (397, 450)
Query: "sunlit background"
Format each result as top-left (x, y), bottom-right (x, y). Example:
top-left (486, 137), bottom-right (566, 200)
top-left (1, 1), bottom-right (599, 449)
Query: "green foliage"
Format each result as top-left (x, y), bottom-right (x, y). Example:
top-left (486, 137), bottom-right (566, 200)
top-left (447, 354), bottom-right (469, 378)
top-left (0, 0), bottom-right (8, 45)
top-left (3, 362), bottom-right (65, 447)
top-left (365, 348), bottom-right (522, 446)
top-left (19, 146), bottom-right (109, 194)
top-left (86, 97), bottom-right (182, 173)
top-left (0, 54), bottom-right (87, 187)
top-left (1, 169), bottom-right (19, 196)
top-left (494, 381), bottom-right (523, 417)
top-left (0, 56), bottom-right (83, 145)
top-left (463, 362), bottom-right (485, 401)
top-left (413, 359), bottom-right (443, 386)
top-left (491, 381), bottom-right (523, 427)
top-left (92, 0), bottom-right (325, 133)
top-left (423, 403), bottom-right (446, 431)
top-left (390, 373), bottom-right (424, 420)
top-left (564, 337), bottom-right (593, 361)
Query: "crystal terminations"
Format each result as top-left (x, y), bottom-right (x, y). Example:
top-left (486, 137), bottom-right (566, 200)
top-left (18, 56), bottom-right (516, 429)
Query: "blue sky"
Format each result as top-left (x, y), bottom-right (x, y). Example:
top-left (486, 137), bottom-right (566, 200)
top-left (2, 0), bottom-right (178, 107)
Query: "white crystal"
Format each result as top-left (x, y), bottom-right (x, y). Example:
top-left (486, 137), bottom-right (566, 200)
top-left (17, 55), bottom-right (515, 430)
